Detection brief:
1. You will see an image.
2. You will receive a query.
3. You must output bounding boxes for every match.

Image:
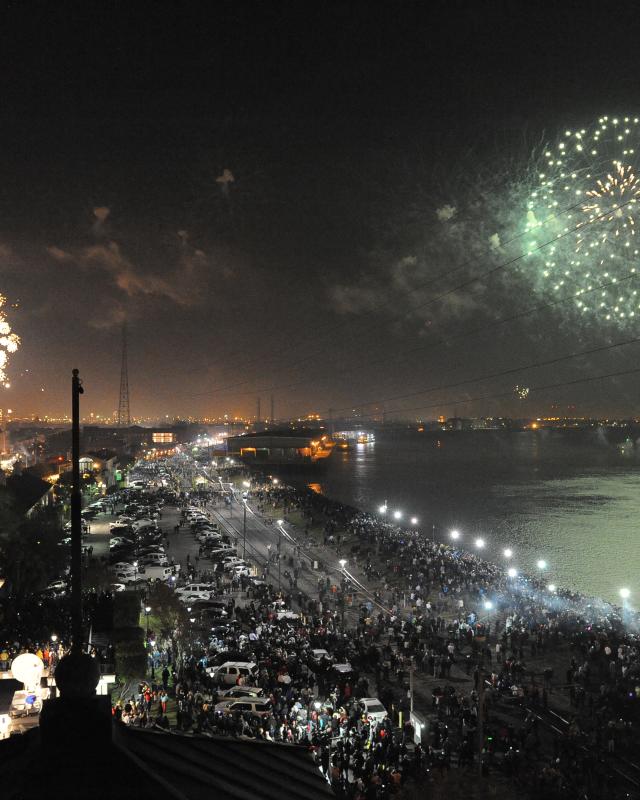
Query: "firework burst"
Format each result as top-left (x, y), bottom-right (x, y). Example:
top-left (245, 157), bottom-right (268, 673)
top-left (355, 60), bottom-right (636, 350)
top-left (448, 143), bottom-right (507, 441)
top-left (514, 385), bottom-right (530, 400)
top-left (0, 295), bottom-right (19, 387)
top-left (525, 116), bottom-right (640, 324)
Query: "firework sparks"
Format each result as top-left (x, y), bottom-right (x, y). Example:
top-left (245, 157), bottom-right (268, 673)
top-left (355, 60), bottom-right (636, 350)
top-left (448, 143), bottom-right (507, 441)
top-left (525, 116), bottom-right (640, 324)
top-left (0, 295), bottom-right (19, 386)
top-left (514, 385), bottom-right (530, 400)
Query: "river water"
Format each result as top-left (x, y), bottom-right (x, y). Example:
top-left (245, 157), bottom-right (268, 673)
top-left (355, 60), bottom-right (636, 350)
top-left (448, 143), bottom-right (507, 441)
top-left (305, 429), bottom-right (640, 604)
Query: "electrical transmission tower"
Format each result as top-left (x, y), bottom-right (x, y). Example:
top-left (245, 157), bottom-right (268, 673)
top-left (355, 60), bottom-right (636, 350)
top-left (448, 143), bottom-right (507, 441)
top-left (117, 324), bottom-right (131, 426)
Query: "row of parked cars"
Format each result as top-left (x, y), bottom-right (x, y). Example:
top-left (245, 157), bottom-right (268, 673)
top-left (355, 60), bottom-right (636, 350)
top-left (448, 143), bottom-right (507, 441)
top-left (183, 506), bottom-right (253, 580)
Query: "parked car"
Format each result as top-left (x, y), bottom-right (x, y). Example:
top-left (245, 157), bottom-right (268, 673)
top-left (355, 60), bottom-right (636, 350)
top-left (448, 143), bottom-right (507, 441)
top-left (358, 698), bottom-right (388, 724)
top-left (206, 661), bottom-right (259, 685)
top-left (214, 698), bottom-right (272, 717)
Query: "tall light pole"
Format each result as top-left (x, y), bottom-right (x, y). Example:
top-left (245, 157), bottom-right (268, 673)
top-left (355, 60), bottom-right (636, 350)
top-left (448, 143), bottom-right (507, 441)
top-left (242, 499), bottom-right (247, 560)
top-left (71, 368), bottom-right (84, 654)
top-left (277, 519), bottom-right (284, 591)
top-left (145, 606), bottom-right (151, 639)
top-left (339, 558), bottom-right (347, 632)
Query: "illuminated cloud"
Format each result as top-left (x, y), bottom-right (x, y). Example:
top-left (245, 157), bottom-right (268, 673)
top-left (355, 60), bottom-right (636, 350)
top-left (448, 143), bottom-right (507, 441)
top-left (47, 232), bottom-right (216, 318)
top-left (436, 204), bottom-right (457, 222)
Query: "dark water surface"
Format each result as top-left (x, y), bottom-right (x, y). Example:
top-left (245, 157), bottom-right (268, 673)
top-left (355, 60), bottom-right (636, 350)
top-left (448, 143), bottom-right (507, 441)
top-left (306, 429), bottom-right (640, 603)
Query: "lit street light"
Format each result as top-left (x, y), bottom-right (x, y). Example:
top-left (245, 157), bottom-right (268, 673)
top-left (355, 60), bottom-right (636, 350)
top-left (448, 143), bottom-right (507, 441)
top-left (475, 537), bottom-right (485, 549)
top-left (378, 504), bottom-right (388, 515)
top-left (450, 530), bottom-right (460, 540)
top-left (537, 559), bottom-right (547, 570)
top-left (547, 584), bottom-right (557, 593)
top-left (483, 600), bottom-right (493, 610)
top-left (620, 587), bottom-right (631, 600)
top-left (145, 606), bottom-right (151, 638)
top-left (393, 510), bottom-right (402, 520)
top-left (338, 559), bottom-right (348, 632)
top-left (410, 517), bottom-right (418, 526)
top-left (507, 567), bottom-right (518, 578)
top-left (503, 548), bottom-right (513, 558)
top-left (51, 634), bottom-right (58, 643)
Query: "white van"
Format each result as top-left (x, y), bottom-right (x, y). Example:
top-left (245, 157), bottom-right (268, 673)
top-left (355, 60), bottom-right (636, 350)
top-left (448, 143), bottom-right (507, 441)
top-left (142, 552), bottom-right (169, 567)
top-left (175, 583), bottom-right (215, 597)
top-left (206, 661), bottom-right (259, 685)
top-left (142, 565), bottom-right (175, 582)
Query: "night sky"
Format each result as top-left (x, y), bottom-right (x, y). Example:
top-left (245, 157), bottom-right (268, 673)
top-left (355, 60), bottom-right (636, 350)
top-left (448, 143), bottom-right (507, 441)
top-left (3, 0), bottom-right (640, 420)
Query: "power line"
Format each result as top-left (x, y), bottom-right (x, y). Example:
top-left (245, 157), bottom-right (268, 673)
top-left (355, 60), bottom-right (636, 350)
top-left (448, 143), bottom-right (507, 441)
top-left (342, 364), bottom-right (640, 420)
top-left (326, 334), bottom-right (640, 413)
top-left (161, 254), bottom-right (640, 403)
top-left (177, 195), bottom-right (636, 397)
top-left (158, 194), bottom-right (588, 383)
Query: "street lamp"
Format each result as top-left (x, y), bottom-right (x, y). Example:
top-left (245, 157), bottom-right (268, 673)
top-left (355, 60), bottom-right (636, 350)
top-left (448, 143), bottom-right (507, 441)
top-left (393, 510), bottom-right (402, 520)
top-left (507, 567), bottom-right (518, 578)
top-left (547, 584), bottom-right (557, 593)
top-left (51, 634), bottom-right (58, 643)
top-left (536, 559), bottom-right (547, 570)
top-left (145, 606), bottom-right (151, 638)
top-left (474, 538), bottom-right (485, 549)
top-left (410, 517), bottom-right (418, 526)
top-left (378, 503), bottom-right (388, 515)
top-left (503, 548), bottom-right (513, 558)
top-left (449, 529), bottom-right (460, 541)
top-left (620, 587), bottom-right (631, 600)
top-left (276, 520), bottom-right (284, 590)
top-left (338, 559), bottom-right (348, 632)
top-left (483, 600), bottom-right (493, 610)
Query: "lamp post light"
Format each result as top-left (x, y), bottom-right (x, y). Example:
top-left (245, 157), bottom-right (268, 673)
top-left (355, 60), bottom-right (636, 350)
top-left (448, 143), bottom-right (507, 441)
top-left (474, 538), bottom-right (485, 549)
top-left (378, 503), bottom-right (388, 516)
top-left (276, 519), bottom-right (284, 591)
top-left (547, 584), bottom-right (557, 593)
top-left (620, 587), bottom-right (631, 601)
top-left (51, 634), bottom-right (58, 643)
top-left (145, 606), bottom-right (151, 638)
top-left (149, 639), bottom-right (156, 679)
top-left (536, 559), bottom-right (547, 570)
top-left (338, 559), bottom-right (347, 632)
top-left (483, 600), bottom-right (493, 611)
top-left (450, 529), bottom-right (460, 541)
top-left (133, 560), bottom-right (138, 583)
top-left (243, 499), bottom-right (247, 559)
top-left (410, 517), bottom-right (418, 526)
top-left (503, 548), bottom-right (513, 559)
top-left (507, 567), bottom-right (518, 579)
top-left (393, 510), bottom-right (402, 521)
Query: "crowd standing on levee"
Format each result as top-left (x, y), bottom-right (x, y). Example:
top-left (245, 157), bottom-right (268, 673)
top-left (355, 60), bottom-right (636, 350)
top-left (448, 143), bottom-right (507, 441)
top-left (110, 469), bottom-right (640, 800)
top-left (4, 459), bottom-right (640, 799)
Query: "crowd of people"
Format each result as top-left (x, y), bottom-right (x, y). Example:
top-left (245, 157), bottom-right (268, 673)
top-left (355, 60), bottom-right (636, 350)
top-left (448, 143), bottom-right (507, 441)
top-left (5, 459), bottom-right (640, 799)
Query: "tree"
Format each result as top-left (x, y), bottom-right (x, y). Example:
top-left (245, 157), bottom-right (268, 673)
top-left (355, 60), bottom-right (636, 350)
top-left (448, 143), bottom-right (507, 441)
top-left (146, 581), bottom-right (189, 663)
top-left (0, 504), bottom-right (67, 614)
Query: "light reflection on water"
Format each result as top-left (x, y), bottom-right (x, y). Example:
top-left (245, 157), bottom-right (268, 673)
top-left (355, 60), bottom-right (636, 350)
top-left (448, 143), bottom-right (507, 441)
top-left (311, 429), bottom-right (640, 603)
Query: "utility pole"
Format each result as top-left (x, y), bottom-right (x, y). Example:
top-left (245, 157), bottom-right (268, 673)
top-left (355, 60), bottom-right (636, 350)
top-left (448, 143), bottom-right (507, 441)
top-left (409, 661), bottom-right (415, 713)
top-left (71, 369), bottom-right (84, 653)
top-left (243, 500), bottom-right (247, 559)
